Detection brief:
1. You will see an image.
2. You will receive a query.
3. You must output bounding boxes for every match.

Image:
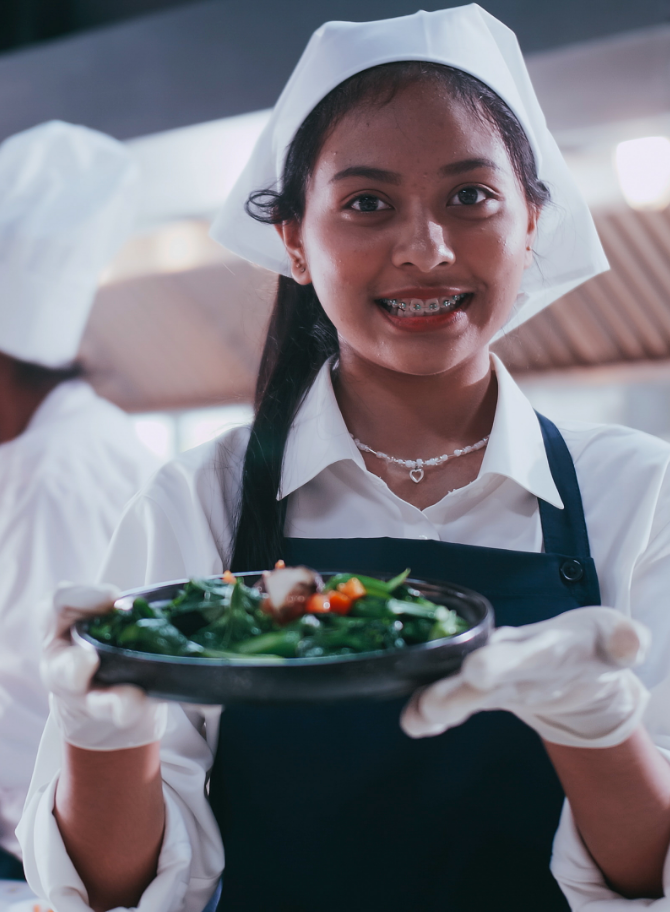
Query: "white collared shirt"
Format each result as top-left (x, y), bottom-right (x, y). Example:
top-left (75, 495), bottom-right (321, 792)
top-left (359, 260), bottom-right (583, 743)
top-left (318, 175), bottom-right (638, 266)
top-left (18, 357), bottom-right (670, 910)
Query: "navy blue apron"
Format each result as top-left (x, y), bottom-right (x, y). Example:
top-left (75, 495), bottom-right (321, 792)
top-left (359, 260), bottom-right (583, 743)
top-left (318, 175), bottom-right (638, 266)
top-left (211, 414), bottom-right (601, 912)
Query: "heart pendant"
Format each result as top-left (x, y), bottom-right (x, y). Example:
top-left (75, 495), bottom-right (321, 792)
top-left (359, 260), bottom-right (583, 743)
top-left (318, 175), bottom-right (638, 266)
top-left (409, 467), bottom-right (424, 483)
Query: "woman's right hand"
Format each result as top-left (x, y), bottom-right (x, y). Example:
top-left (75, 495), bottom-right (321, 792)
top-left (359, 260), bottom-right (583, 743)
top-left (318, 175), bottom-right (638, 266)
top-left (42, 582), bottom-right (168, 750)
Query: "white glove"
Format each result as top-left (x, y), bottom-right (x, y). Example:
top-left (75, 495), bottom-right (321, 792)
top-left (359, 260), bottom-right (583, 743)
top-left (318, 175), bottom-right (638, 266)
top-left (402, 606), bottom-right (651, 748)
top-left (42, 582), bottom-right (168, 751)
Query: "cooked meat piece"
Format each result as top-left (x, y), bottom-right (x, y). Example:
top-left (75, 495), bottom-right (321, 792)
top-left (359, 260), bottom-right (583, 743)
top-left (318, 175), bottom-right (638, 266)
top-left (261, 566), bottom-right (322, 623)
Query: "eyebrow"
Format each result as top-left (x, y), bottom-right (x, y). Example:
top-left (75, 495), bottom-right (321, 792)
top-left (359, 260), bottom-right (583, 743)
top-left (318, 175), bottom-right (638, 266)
top-left (439, 157), bottom-right (500, 176)
top-left (330, 166), bottom-right (401, 185)
top-left (330, 158), bottom-right (500, 184)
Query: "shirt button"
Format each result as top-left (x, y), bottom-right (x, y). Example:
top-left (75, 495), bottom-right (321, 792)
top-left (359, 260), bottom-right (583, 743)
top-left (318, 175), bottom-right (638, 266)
top-left (560, 559), bottom-right (584, 583)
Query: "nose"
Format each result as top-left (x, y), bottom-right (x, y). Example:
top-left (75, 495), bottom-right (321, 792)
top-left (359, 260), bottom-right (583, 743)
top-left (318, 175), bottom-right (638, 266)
top-left (391, 210), bottom-right (455, 272)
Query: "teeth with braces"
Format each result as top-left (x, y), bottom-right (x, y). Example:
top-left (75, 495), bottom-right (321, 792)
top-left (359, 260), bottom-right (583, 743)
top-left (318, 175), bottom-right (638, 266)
top-left (378, 294), bottom-right (468, 316)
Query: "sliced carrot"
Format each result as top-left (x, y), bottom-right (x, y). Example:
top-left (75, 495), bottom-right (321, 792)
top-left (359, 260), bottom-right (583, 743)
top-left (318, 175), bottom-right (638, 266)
top-left (222, 570), bottom-right (236, 583)
top-left (328, 591), bottom-right (353, 615)
top-left (274, 559), bottom-right (286, 569)
top-left (337, 577), bottom-right (366, 601)
top-left (307, 593), bottom-right (332, 614)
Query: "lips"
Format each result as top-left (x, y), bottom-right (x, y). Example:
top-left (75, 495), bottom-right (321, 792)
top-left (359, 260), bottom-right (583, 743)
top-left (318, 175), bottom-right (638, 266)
top-left (377, 293), bottom-right (470, 318)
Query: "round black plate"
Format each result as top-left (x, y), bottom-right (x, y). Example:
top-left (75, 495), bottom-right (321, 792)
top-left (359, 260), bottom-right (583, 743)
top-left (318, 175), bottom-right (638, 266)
top-left (74, 571), bottom-right (493, 704)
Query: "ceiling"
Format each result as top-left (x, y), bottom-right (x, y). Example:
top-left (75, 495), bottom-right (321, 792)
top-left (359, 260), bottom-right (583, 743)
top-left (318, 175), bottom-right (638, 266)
top-left (1, 0), bottom-right (669, 142)
top-left (3, 0), bottom-right (669, 55)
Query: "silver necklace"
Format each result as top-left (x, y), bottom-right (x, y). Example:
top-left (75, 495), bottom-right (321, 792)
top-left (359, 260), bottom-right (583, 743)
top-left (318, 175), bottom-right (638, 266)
top-left (350, 433), bottom-right (490, 483)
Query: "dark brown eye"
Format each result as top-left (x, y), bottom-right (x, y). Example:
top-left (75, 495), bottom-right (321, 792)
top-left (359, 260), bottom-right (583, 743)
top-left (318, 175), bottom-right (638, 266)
top-left (350, 195), bottom-right (387, 212)
top-left (455, 187), bottom-right (483, 205)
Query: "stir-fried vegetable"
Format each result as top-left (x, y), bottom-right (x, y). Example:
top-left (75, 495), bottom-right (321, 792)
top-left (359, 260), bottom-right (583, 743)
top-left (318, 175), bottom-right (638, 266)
top-left (86, 567), bottom-right (470, 660)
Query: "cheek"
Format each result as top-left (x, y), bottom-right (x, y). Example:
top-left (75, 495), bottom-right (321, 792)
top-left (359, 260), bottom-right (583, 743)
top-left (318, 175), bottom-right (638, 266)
top-left (469, 212), bottom-right (530, 289)
top-left (302, 212), bottom-right (385, 299)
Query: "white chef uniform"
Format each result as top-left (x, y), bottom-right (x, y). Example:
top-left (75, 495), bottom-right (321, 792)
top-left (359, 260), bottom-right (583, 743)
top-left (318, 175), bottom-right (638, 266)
top-left (0, 120), bottom-right (159, 860)
top-left (17, 356), bottom-right (670, 910)
top-left (0, 380), bottom-right (157, 857)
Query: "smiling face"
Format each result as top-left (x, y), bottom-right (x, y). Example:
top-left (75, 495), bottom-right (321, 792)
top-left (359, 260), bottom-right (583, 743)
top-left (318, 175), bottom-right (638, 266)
top-left (280, 77), bottom-right (539, 378)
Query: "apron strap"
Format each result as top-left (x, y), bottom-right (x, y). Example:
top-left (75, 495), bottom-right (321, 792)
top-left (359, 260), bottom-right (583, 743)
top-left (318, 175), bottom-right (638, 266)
top-left (535, 412), bottom-right (592, 560)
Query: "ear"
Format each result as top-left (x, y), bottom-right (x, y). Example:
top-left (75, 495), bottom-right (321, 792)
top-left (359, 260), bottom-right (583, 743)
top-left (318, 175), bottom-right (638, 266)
top-left (523, 205), bottom-right (541, 270)
top-left (274, 221), bottom-right (312, 285)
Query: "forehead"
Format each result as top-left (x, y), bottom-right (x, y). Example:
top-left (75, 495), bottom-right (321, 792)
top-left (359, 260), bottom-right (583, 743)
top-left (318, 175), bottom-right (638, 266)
top-left (313, 79), bottom-right (511, 179)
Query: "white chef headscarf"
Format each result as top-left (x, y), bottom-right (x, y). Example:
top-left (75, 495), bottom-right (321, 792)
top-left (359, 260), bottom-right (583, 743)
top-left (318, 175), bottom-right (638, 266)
top-left (211, 3), bottom-right (608, 334)
top-left (0, 120), bottom-right (139, 368)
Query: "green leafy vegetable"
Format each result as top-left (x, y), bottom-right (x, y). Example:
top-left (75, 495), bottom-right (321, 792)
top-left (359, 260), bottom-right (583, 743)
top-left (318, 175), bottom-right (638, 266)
top-left (86, 570), bottom-right (470, 660)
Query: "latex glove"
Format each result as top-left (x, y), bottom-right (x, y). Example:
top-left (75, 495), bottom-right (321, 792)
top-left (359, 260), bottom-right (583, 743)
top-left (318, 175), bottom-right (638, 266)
top-left (42, 582), bottom-right (168, 751)
top-left (402, 606), bottom-right (650, 748)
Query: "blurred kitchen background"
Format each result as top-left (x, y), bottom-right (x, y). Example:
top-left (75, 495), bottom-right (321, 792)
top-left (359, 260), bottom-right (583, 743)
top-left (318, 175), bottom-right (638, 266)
top-left (2, 0), bottom-right (670, 461)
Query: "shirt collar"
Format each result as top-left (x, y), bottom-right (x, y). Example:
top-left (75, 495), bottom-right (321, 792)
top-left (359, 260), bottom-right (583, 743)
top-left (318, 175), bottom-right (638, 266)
top-left (482, 354), bottom-right (563, 508)
top-left (27, 379), bottom-right (95, 433)
top-left (279, 360), bottom-right (364, 500)
top-left (0, 379), bottom-right (94, 453)
top-left (279, 354), bottom-right (563, 510)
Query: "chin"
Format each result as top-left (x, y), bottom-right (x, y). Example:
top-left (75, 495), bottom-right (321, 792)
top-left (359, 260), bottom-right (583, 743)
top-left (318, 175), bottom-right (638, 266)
top-left (373, 351), bottom-right (471, 378)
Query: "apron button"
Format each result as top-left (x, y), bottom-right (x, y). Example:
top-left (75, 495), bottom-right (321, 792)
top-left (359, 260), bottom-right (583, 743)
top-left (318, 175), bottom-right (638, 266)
top-left (560, 559), bottom-right (584, 582)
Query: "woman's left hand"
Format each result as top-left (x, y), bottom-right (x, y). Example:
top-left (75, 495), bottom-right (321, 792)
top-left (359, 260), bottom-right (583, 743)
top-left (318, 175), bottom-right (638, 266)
top-left (402, 606), bottom-right (651, 748)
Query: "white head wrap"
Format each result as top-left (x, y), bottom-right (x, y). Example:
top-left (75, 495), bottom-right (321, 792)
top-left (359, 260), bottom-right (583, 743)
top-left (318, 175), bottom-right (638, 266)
top-left (211, 3), bottom-right (608, 333)
top-left (0, 120), bottom-right (138, 368)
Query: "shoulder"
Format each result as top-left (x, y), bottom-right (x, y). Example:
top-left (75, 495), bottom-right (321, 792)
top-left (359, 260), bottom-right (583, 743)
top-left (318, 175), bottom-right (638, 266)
top-left (129, 422), bottom-right (251, 545)
top-left (2, 386), bottom-right (158, 506)
top-left (553, 418), bottom-right (670, 554)
top-left (101, 424), bottom-right (252, 586)
top-left (553, 418), bottom-right (670, 478)
top-left (24, 383), bottom-right (156, 473)
top-left (146, 423), bottom-right (251, 512)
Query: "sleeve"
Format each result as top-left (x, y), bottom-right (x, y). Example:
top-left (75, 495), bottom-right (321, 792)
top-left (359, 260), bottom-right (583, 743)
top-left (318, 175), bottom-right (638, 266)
top-left (551, 800), bottom-right (670, 911)
top-left (16, 706), bottom-right (225, 912)
top-left (17, 449), bottom-right (233, 911)
top-left (98, 457), bottom-right (227, 590)
top-left (99, 493), bottom-right (193, 590)
top-left (550, 461), bottom-right (670, 908)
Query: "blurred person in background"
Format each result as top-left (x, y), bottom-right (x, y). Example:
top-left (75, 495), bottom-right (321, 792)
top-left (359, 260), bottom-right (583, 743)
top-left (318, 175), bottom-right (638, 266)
top-left (0, 121), bottom-right (158, 879)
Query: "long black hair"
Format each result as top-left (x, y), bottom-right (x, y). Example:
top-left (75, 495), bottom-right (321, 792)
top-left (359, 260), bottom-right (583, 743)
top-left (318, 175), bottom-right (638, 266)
top-left (230, 61), bottom-right (549, 571)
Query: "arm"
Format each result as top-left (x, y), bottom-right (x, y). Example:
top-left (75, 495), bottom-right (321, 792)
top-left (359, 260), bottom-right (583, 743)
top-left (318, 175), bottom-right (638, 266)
top-left (55, 743), bottom-right (165, 912)
top-left (401, 606), bottom-right (665, 904)
top-left (546, 727), bottom-right (670, 898)
top-left (18, 705), bottom-right (223, 912)
top-left (17, 481), bottom-right (228, 912)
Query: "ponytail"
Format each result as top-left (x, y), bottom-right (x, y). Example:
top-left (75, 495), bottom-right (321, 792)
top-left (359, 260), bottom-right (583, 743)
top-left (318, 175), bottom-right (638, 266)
top-left (230, 276), bottom-right (338, 570)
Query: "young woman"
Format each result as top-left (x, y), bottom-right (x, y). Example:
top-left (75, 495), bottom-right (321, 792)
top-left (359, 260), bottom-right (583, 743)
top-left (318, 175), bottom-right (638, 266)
top-left (18, 7), bottom-right (670, 912)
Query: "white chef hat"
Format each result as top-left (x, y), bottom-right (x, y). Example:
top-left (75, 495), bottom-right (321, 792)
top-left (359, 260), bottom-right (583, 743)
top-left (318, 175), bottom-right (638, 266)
top-left (0, 120), bottom-right (139, 368)
top-left (211, 3), bottom-right (608, 334)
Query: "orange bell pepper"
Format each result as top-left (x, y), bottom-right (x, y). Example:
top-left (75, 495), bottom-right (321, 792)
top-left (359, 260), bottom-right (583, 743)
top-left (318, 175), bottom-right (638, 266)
top-left (328, 590), bottom-right (353, 615)
top-left (307, 593), bottom-right (332, 614)
top-left (306, 591), bottom-right (353, 615)
top-left (337, 577), bottom-right (366, 601)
